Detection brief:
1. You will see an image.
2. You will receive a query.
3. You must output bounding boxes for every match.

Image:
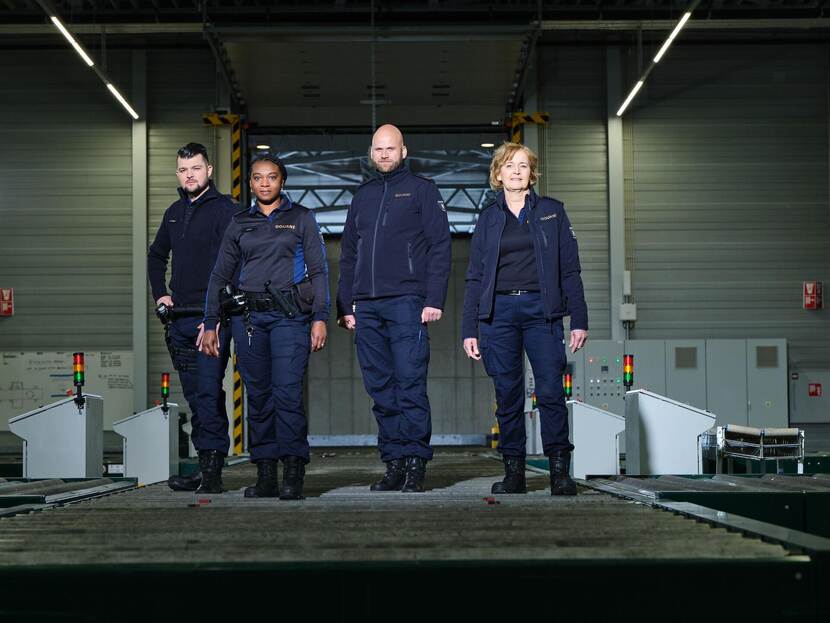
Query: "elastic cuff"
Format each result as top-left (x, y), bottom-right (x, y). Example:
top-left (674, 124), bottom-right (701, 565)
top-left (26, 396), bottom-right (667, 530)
top-left (312, 312), bottom-right (329, 322)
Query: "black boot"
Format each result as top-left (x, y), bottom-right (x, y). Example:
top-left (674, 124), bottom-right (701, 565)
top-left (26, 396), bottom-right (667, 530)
top-left (280, 456), bottom-right (306, 500)
top-left (244, 459), bottom-right (280, 498)
top-left (491, 455), bottom-right (527, 494)
top-left (549, 451), bottom-right (577, 496)
top-left (167, 451), bottom-right (207, 491)
top-left (195, 450), bottom-right (225, 494)
top-left (401, 456), bottom-right (427, 493)
top-left (370, 458), bottom-right (406, 492)
top-left (167, 471), bottom-right (201, 492)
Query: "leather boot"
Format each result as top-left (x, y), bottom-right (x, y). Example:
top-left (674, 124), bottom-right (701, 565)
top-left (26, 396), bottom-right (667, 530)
top-left (167, 471), bottom-right (201, 492)
top-left (167, 451), bottom-right (207, 491)
top-left (195, 450), bottom-right (225, 494)
top-left (491, 455), bottom-right (527, 494)
top-left (401, 456), bottom-right (427, 493)
top-left (370, 458), bottom-right (406, 492)
top-left (280, 456), bottom-right (306, 500)
top-left (244, 459), bottom-right (280, 498)
top-left (549, 451), bottom-right (577, 496)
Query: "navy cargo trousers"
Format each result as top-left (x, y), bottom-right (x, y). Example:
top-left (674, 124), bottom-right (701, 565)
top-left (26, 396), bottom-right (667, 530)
top-left (479, 292), bottom-right (574, 457)
top-left (232, 310), bottom-right (311, 463)
top-left (168, 316), bottom-right (231, 455)
top-left (354, 294), bottom-right (433, 462)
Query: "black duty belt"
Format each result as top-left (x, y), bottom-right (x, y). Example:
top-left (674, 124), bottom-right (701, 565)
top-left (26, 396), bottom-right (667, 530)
top-left (497, 289), bottom-right (539, 296)
top-left (242, 291), bottom-right (286, 312)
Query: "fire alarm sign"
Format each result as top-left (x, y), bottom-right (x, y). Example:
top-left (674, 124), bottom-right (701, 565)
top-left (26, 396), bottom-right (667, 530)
top-left (0, 288), bottom-right (12, 317)
top-left (803, 281), bottom-right (823, 310)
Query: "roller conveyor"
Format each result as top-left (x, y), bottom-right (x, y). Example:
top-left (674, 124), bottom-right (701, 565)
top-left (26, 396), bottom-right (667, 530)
top-left (0, 449), bottom-right (827, 620)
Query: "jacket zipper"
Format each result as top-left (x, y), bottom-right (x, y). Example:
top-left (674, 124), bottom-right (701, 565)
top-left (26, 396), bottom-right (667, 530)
top-left (371, 179), bottom-right (387, 297)
top-left (530, 216), bottom-right (548, 303)
top-left (407, 242), bottom-right (414, 274)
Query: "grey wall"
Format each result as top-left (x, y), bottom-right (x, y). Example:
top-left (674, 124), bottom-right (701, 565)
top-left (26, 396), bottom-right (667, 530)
top-left (624, 44), bottom-right (830, 369)
top-left (308, 238), bottom-right (495, 436)
top-left (538, 45), bottom-right (611, 338)
top-left (0, 50), bottom-right (133, 350)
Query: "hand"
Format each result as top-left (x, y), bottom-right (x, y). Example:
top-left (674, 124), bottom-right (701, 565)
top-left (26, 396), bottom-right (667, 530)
top-left (569, 329), bottom-right (588, 353)
top-left (311, 320), bottom-right (327, 352)
top-left (156, 295), bottom-right (173, 307)
top-left (201, 330), bottom-right (220, 358)
top-left (196, 322), bottom-right (220, 350)
top-left (463, 338), bottom-right (481, 361)
top-left (337, 315), bottom-right (356, 331)
top-left (421, 307), bottom-right (442, 323)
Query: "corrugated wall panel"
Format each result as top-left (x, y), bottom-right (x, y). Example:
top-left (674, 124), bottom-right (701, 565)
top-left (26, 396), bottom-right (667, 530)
top-left (627, 44), bottom-right (830, 368)
top-left (539, 46), bottom-right (610, 337)
top-left (0, 51), bottom-right (132, 350)
top-left (145, 50), bottom-right (219, 410)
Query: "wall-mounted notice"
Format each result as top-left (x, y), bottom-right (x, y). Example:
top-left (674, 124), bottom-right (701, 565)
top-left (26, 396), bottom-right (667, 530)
top-left (0, 351), bottom-right (134, 430)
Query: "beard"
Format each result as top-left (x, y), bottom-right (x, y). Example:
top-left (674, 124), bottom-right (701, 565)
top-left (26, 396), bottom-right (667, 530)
top-left (373, 158), bottom-right (402, 173)
top-left (184, 180), bottom-right (210, 199)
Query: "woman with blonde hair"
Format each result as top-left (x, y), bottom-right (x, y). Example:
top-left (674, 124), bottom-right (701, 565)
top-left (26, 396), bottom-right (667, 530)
top-left (462, 142), bottom-right (588, 495)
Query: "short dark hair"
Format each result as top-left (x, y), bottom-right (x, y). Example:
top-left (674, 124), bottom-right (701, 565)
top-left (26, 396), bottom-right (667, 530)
top-left (177, 142), bottom-right (210, 164)
top-left (250, 154), bottom-right (287, 183)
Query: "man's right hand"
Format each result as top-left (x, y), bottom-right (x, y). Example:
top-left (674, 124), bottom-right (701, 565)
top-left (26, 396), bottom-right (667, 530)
top-left (337, 315), bottom-right (356, 331)
top-left (156, 295), bottom-right (174, 307)
top-left (201, 330), bottom-right (220, 357)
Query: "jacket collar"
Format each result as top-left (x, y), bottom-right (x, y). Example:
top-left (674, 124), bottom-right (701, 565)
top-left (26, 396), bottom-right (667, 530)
top-left (249, 191), bottom-right (293, 215)
top-left (373, 163), bottom-right (410, 183)
top-left (495, 187), bottom-right (538, 212)
top-left (177, 179), bottom-right (220, 206)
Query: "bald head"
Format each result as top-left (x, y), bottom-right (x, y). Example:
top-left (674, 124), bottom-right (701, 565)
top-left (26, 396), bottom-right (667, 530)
top-left (370, 124), bottom-right (407, 173)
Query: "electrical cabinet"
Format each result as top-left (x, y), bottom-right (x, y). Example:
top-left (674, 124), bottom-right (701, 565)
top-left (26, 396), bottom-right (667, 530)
top-left (665, 340), bottom-right (707, 410)
top-left (584, 340), bottom-right (625, 413)
top-left (705, 339), bottom-right (747, 426)
top-left (747, 339), bottom-right (788, 429)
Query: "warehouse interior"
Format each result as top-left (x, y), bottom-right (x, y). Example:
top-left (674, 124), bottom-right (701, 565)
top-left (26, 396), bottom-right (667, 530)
top-left (1, 1), bottom-right (830, 619)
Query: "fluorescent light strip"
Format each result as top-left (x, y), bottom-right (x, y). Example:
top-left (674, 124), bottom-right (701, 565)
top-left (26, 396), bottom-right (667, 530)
top-left (107, 83), bottom-right (140, 120)
top-left (50, 16), bottom-right (94, 67)
top-left (653, 12), bottom-right (692, 63)
top-left (616, 80), bottom-right (644, 117)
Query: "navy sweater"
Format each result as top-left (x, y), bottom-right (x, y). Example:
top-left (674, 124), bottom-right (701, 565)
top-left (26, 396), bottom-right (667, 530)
top-left (147, 182), bottom-right (237, 306)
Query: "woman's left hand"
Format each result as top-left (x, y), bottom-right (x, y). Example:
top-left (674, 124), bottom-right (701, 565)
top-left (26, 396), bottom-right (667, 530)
top-left (569, 329), bottom-right (588, 353)
top-left (311, 320), bottom-right (327, 352)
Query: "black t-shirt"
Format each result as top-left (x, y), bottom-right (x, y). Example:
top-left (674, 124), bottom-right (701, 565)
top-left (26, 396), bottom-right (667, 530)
top-left (495, 206), bottom-right (539, 292)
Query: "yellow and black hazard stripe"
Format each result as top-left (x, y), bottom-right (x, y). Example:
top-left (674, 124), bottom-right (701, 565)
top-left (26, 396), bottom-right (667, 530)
top-left (202, 112), bottom-right (242, 202)
top-left (508, 111), bottom-right (550, 144)
top-left (203, 111), bottom-right (245, 454)
top-left (232, 353), bottom-right (243, 455)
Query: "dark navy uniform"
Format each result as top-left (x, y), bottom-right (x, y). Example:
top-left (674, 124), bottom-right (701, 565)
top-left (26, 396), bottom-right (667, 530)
top-left (205, 194), bottom-right (329, 464)
top-left (148, 181), bottom-right (235, 455)
top-left (462, 188), bottom-right (588, 458)
top-left (337, 165), bottom-right (451, 463)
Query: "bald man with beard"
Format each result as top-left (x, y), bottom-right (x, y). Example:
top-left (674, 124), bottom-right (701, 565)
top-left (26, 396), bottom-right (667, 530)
top-left (337, 124), bottom-right (451, 492)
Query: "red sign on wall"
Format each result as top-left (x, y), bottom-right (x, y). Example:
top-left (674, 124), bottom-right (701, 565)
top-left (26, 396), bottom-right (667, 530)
top-left (0, 288), bottom-right (12, 317)
top-left (809, 384), bottom-right (823, 397)
top-left (803, 281), bottom-right (823, 310)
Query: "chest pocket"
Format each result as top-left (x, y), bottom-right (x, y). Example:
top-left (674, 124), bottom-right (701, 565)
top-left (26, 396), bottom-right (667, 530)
top-left (537, 213), bottom-right (559, 248)
top-left (383, 193), bottom-right (419, 229)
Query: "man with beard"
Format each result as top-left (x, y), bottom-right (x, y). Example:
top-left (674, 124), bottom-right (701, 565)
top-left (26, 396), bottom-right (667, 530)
top-left (147, 142), bottom-right (236, 493)
top-left (336, 124), bottom-right (451, 492)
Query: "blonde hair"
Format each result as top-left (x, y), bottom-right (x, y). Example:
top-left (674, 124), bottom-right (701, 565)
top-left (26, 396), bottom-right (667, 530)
top-left (489, 142), bottom-right (539, 191)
